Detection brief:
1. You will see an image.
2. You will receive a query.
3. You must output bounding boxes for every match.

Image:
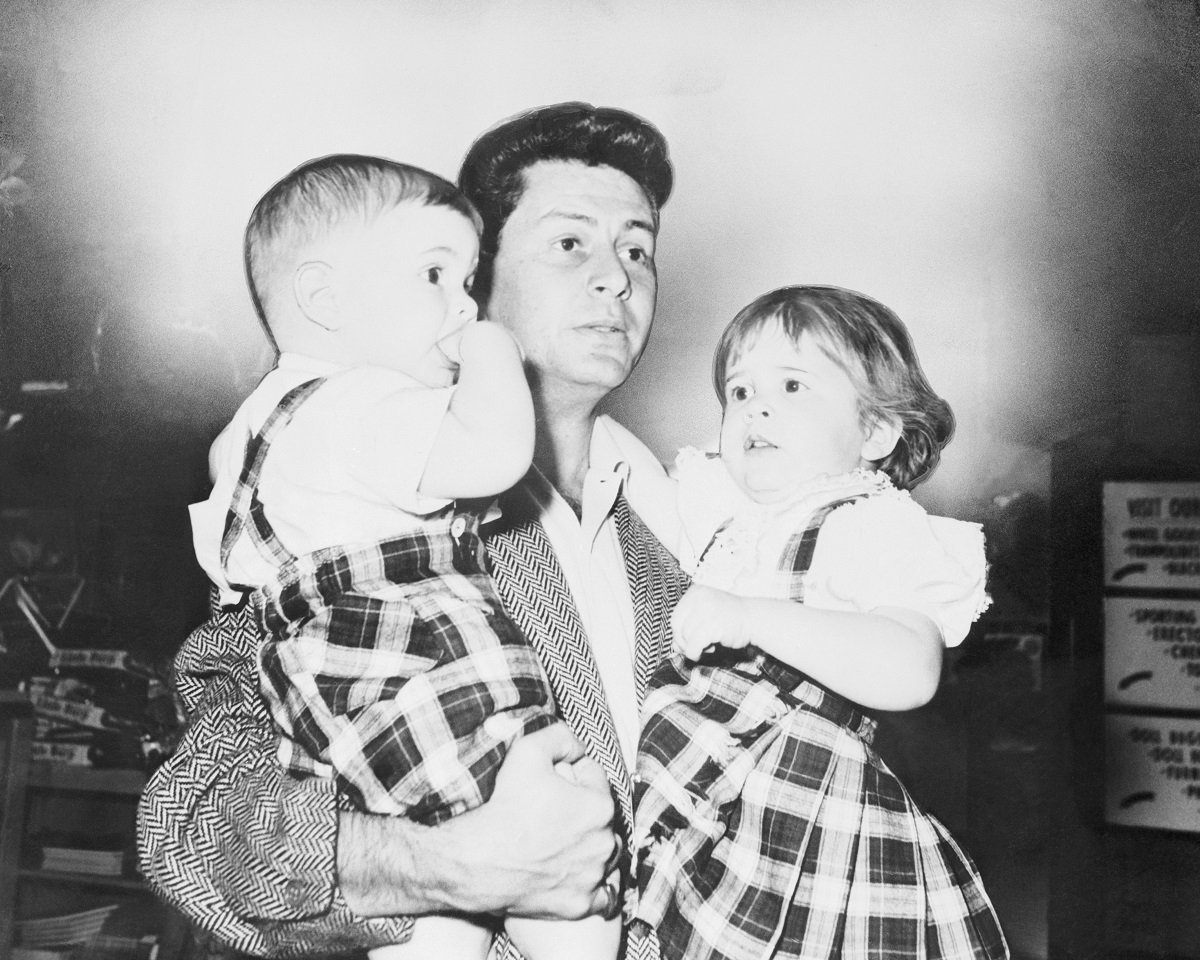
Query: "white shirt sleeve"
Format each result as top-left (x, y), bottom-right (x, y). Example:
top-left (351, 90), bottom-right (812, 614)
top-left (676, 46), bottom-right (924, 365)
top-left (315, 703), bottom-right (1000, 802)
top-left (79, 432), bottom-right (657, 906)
top-left (279, 366), bottom-right (455, 517)
top-left (806, 494), bottom-right (991, 647)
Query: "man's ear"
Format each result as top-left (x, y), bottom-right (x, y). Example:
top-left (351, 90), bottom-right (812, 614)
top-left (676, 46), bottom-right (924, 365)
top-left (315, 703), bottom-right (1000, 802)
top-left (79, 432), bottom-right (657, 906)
top-left (861, 417), bottom-right (901, 463)
top-left (294, 260), bottom-right (341, 332)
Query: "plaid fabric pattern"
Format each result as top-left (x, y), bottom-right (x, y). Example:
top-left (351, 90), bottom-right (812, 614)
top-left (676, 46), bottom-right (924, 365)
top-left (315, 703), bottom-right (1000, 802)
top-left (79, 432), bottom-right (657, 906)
top-left (222, 377), bottom-right (556, 824)
top-left (633, 498), bottom-right (1009, 960)
top-left (138, 408), bottom-right (687, 956)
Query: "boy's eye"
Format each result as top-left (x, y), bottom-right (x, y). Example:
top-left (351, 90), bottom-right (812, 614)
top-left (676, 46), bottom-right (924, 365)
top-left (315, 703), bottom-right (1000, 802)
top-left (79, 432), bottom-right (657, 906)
top-left (424, 266), bottom-right (442, 284)
top-left (783, 378), bottom-right (803, 393)
top-left (729, 384), bottom-right (751, 403)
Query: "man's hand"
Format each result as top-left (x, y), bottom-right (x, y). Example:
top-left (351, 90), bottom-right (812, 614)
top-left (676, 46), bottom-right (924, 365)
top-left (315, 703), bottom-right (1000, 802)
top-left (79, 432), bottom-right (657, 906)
top-left (670, 583), bottom-right (750, 661)
top-left (338, 723), bottom-right (618, 920)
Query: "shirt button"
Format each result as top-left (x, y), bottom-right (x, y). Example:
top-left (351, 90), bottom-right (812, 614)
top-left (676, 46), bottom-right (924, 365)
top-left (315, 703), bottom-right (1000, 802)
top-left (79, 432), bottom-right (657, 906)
top-left (450, 517), bottom-right (467, 539)
top-left (284, 878), bottom-right (306, 906)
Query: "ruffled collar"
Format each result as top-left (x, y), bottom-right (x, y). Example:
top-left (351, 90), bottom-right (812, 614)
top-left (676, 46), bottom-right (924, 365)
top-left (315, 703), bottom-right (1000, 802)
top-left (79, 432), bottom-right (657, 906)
top-left (733, 468), bottom-right (897, 523)
top-left (692, 469), bottom-right (899, 584)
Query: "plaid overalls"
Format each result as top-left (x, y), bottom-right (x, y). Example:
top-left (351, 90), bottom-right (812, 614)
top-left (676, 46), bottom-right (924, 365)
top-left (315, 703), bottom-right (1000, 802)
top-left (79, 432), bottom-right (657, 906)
top-left (220, 377), bottom-right (556, 825)
top-left (633, 497), bottom-right (1009, 960)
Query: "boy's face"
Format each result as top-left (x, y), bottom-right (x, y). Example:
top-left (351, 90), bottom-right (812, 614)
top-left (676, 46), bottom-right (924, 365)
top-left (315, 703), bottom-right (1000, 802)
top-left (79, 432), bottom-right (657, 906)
top-left (330, 202), bottom-right (479, 387)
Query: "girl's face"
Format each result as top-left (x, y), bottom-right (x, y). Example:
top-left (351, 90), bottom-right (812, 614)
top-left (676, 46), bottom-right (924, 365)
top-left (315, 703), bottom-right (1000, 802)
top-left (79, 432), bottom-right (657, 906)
top-left (718, 321), bottom-right (897, 505)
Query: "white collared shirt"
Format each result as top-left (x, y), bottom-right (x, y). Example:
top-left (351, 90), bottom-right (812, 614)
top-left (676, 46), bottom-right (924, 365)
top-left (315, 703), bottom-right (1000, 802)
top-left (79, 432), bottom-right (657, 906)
top-left (500, 416), bottom-right (679, 769)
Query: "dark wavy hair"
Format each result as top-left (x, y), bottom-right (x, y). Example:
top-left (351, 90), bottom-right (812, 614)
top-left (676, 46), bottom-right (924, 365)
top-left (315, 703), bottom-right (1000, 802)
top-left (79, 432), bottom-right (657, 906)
top-left (245, 154), bottom-right (480, 340)
top-left (457, 102), bottom-right (673, 301)
top-left (712, 285), bottom-right (955, 490)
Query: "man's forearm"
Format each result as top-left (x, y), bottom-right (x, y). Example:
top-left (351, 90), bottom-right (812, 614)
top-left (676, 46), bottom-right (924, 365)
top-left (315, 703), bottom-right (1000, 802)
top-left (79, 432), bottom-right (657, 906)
top-left (337, 811), bottom-right (442, 917)
top-left (138, 602), bottom-right (413, 955)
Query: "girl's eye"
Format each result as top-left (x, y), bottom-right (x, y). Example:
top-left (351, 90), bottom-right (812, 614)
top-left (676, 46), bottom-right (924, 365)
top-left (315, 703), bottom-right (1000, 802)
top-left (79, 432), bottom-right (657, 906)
top-left (783, 378), bottom-right (803, 393)
top-left (729, 384), bottom-right (751, 403)
top-left (424, 266), bottom-right (442, 284)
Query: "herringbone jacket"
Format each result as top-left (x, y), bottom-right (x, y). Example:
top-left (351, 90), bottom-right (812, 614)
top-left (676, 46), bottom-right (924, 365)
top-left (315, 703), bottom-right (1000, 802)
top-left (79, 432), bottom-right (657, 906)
top-left (137, 448), bottom-right (688, 958)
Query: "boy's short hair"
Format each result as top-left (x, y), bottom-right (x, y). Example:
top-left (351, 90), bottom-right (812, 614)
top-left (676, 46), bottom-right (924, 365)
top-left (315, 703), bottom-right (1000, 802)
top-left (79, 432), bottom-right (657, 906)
top-left (457, 102), bottom-right (673, 301)
top-left (245, 154), bottom-right (480, 334)
top-left (712, 285), bottom-right (955, 491)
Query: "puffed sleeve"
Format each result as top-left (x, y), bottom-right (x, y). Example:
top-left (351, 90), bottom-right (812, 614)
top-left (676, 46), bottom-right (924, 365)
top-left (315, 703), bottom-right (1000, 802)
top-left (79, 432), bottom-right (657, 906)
top-left (806, 493), bottom-right (991, 647)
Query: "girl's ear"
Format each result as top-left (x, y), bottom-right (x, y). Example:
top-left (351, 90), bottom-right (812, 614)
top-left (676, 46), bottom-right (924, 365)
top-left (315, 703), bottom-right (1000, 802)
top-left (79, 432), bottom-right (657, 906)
top-left (861, 416), bottom-right (901, 463)
top-left (294, 260), bottom-right (341, 332)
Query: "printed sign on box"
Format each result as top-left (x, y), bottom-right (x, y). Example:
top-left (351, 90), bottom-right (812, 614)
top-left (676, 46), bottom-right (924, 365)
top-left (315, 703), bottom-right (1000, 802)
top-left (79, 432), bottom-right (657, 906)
top-left (1103, 481), bottom-right (1200, 592)
top-left (1105, 713), bottom-right (1200, 834)
top-left (1105, 597), bottom-right (1200, 709)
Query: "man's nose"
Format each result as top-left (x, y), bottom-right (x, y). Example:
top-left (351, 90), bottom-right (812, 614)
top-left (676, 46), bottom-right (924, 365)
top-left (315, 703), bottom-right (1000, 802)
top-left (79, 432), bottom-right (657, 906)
top-left (590, 248), bottom-right (632, 301)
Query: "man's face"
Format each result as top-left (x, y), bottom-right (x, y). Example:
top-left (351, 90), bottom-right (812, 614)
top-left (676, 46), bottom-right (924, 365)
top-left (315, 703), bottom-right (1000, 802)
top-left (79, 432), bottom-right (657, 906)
top-left (484, 160), bottom-right (658, 406)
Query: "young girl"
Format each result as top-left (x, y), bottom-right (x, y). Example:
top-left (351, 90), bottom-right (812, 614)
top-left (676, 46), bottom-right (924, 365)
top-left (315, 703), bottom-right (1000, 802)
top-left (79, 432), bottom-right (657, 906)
top-left (632, 286), bottom-right (1009, 960)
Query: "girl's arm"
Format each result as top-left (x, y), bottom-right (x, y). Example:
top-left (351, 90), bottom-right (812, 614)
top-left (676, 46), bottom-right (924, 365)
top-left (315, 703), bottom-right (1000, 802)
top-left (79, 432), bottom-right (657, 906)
top-left (418, 321), bottom-right (535, 500)
top-left (670, 585), bottom-right (943, 711)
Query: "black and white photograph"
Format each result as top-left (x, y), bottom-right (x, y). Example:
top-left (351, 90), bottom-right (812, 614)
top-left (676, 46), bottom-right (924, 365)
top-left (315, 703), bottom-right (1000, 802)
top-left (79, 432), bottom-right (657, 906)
top-left (2, 3), bottom-right (1200, 959)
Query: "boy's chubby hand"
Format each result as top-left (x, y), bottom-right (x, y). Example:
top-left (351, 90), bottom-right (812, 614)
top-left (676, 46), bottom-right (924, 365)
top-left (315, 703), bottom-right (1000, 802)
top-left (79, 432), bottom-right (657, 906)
top-left (670, 583), bottom-right (750, 661)
top-left (448, 319), bottom-right (525, 368)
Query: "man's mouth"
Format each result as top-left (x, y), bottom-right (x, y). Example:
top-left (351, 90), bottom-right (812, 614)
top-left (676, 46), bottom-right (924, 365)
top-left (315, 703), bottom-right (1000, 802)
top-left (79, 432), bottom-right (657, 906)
top-left (581, 322), bottom-right (626, 335)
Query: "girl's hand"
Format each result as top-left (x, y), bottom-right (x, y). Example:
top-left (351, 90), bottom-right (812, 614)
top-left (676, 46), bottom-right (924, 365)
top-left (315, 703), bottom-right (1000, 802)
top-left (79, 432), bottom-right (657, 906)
top-left (670, 584), bottom-right (750, 661)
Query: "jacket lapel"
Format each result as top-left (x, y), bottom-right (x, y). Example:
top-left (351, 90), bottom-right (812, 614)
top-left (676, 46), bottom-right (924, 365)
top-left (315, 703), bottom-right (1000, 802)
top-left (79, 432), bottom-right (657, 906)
top-left (485, 488), bottom-right (691, 847)
top-left (612, 494), bottom-right (689, 704)
top-left (485, 492), bottom-right (635, 836)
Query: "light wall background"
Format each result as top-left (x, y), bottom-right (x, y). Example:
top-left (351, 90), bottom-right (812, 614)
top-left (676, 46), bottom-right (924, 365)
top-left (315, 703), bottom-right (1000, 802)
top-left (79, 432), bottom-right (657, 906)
top-left (3, 0), bottom-right (1199, 519)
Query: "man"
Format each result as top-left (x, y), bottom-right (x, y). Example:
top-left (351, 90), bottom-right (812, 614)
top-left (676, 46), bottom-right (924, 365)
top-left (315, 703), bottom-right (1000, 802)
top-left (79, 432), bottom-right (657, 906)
top-left (137, 103), bottom-right (688, 960)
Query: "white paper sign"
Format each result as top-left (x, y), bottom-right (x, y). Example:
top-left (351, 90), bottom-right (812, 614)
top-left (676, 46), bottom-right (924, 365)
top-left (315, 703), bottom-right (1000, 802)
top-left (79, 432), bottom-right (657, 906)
top-left (1105, 713), bottom-right (1200, 833)
top-left (1105, 597), bottom-right (1200, 709)
top-left (1103, 482), bottom-right (1200, 591)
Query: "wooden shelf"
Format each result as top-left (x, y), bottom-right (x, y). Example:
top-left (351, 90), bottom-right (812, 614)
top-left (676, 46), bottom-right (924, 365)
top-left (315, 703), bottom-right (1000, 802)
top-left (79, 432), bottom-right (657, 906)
top-left (17, 867), bottom-right (145, 892)
top-left (2, 694), bottom-right (168, 960)
top-left (26, 761), bottom-right (145, 796)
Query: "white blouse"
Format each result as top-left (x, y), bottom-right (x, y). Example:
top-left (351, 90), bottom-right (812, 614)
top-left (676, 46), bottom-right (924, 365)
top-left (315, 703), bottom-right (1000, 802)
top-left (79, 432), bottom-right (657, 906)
top-left (674, 448), bottom-right (990, 647)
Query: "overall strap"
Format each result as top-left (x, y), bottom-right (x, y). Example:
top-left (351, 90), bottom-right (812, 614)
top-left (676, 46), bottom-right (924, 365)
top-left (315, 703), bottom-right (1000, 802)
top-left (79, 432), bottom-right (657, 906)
top-left (779, 495), bottom-right (864, 596)
top-left (218, 377), bottom-right (326, 591)
top-left (757, 495), bottom-right (864, 694)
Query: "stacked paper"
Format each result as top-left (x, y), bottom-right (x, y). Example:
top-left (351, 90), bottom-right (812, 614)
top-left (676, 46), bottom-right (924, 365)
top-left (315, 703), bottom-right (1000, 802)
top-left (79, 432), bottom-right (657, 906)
top-left (15, 905), bottom-right (119, 947)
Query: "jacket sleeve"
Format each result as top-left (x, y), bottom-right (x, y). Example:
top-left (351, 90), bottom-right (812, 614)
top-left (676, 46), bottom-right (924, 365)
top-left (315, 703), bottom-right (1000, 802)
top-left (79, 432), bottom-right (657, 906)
top-left (136, 594), bottom-right (414, 956)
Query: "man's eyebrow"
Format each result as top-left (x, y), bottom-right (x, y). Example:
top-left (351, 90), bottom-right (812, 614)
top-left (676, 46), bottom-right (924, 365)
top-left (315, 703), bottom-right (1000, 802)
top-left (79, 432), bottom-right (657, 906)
top-left (538, 210), bottom-right (657, 235)
top-left (539, 209), bottom-right (596, 226)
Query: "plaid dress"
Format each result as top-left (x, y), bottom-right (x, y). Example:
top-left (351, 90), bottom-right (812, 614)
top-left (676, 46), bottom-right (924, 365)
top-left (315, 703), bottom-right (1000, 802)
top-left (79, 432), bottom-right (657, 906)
top-left (633, 496), bottom-right (1009, 960)
top-left (221, 377), bottom-right (556, 825)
